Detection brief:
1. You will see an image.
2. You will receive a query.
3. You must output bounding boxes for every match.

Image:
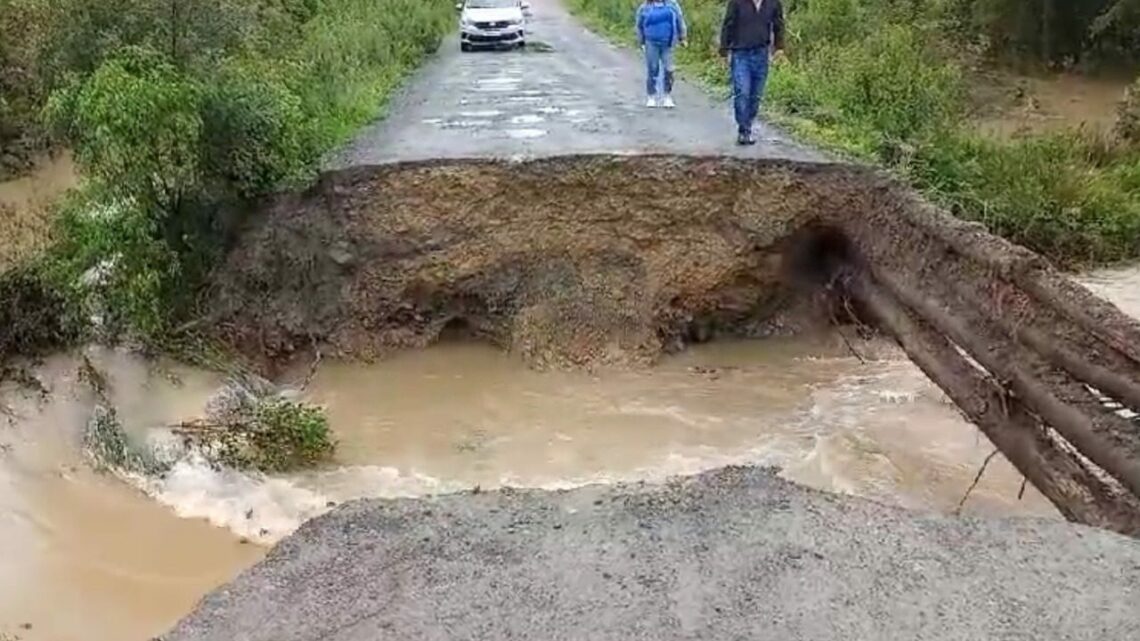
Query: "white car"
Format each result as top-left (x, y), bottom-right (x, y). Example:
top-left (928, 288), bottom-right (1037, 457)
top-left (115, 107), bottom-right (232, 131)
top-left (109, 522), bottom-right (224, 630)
top-left (457, 0), bottom-right (531, 51)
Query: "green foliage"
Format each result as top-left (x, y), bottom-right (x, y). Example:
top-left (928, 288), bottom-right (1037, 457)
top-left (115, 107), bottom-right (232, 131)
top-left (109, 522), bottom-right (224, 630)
top-left (963, 0), bottom-right (1140, 67)
top-left (198, 382), bottom-right (336, 472)
top-left (242, 399), bottom-right (335, 472)
top-left (912, 132), bottom-right (1140, 263)
top-left (0, 260), bottom-right (84, 360)
top-left (46, 189), bottom-right (183, 339)
top-left (46, 48), bottom-right (204, 210)
top-left (570, 0), bottom-right (1140, 266)
top-left (0, 0), bottom-right (453, 352)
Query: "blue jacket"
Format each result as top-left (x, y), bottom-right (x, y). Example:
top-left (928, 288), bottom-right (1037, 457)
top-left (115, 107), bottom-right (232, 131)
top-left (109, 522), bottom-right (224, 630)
top-left (636, 1), bottom-right (685, 46)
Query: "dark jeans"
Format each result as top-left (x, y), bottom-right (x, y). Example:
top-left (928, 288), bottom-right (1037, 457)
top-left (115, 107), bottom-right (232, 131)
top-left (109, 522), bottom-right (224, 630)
top-left (730, 47), bottom-right (769, 136)
top-left (644, 41), bottom-right (675, 96)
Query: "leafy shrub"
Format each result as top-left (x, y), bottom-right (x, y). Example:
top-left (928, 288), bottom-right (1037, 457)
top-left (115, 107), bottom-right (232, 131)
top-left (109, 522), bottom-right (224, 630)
top-left (0, 260), bottom-right (83, 359)
top-left (911, 131), bottom-right (1140, 264)
top-left (242, 399), bottom-right (335, 472)
top-left (571, 0), bottom-right (1140, 266)
top-left (188, 377), bottom-right (336, 472)
top-left (4, 0), bottom-right (454, 350)
top-left (46, 48), bottom-right (204, 210)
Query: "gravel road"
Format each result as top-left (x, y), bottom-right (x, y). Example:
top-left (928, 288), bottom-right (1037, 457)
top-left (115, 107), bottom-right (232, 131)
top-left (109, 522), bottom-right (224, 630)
top-left (328, 0), bottom-right (821, 166)
top-left (165, 468), bottom-right (1140, 641)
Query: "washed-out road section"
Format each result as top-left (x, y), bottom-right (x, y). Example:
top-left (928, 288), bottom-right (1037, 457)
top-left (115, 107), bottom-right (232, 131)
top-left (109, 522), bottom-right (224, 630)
top-left (170, 0), bottom-right (1140, 639)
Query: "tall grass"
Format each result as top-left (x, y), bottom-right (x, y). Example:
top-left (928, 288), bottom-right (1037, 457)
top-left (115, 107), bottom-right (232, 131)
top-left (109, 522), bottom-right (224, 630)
top-left (569, 0), bottom-right (1140, 266)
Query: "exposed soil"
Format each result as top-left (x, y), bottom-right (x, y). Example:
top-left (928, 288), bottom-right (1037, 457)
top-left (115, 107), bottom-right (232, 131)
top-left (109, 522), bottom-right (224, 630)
top-left (209, 155), bottom-right (844, 372)
top-left (208, 152), bottom-right (1140, 535)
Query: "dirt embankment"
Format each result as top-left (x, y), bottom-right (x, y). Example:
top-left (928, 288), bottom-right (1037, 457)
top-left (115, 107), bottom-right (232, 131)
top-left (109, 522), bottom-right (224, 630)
top-left (209, 156), bottom-right (871, 370)
top-left (209, 153), bottom-right (1140, 536)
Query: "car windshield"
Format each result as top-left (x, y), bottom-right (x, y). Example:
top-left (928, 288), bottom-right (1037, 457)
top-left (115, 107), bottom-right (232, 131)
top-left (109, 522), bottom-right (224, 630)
top-left (467, 0), bottom-right (516, 8)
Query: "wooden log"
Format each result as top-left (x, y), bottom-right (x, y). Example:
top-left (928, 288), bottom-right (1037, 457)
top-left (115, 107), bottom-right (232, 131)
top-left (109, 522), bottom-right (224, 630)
top-left (874, 270), bottom-right (1140, 501)
top-left (951, 280), bottom-right (1140, 416)
top-left (895, 202), bottom-right (1140, 366)
top-left (850, 274), bottom-right (1140, 535)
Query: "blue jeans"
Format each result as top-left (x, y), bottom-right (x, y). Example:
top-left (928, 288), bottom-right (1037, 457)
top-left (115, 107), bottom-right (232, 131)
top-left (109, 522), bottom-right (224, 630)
top-left (730, 48), bottom-right (770, 136)
top-left (644, 41), bottom-right (675, 96)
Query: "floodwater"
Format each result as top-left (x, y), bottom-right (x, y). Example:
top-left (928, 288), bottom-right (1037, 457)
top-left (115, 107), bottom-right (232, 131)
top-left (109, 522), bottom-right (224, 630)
top-left (2, 156), bottom-right (1140, 640)
top-left (0, 153), bottom-right (78, 269)
top-left (972, 72), bottom-right (1131, 139)
top-left (3, 273), bottom-right (1138, 639)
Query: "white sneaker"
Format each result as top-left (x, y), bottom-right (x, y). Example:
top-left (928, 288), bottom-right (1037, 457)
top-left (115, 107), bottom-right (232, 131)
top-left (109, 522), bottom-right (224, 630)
top-left (645, 96), bottom-right (658, 108)
top-left (661, 94), bottom-right (675, 109)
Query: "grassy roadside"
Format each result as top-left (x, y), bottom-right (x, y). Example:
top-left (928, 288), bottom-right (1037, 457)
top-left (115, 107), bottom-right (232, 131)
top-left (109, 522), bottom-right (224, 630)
top-left (0, 0), bottom-right (454, 362)
top-left (568, 0), bottom-right (1140, 268)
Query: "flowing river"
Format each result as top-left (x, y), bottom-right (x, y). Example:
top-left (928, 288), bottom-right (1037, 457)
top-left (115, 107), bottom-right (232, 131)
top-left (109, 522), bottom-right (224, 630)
top-left (1, 159), bottom-right (1139, 640)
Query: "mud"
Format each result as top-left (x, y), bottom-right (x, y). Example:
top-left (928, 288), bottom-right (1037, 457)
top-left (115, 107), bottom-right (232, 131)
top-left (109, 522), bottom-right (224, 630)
top-left (210, 155), bottom-right (871, 370)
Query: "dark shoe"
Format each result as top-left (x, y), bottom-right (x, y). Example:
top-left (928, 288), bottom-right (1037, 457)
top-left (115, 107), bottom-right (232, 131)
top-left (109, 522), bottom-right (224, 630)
top-left (736, 132), bottom-right (757, 146)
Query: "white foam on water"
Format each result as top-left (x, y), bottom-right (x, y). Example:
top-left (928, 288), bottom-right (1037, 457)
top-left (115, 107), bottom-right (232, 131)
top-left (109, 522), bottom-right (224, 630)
top-left (134, 454), bottom-right (329, 544)
top-left (511, 114), bottom-right (546, 124)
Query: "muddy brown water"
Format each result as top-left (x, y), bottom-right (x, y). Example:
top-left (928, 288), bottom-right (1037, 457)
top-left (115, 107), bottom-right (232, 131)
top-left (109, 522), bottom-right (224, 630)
top-left (12, 303), bottom-right (1140, 639)
top-left (971, 72), bottom-right (1131, 139)
top-left (0, 153), bottom-right (78, 269)
top-left (2, 159), bottom-right (1140, 640)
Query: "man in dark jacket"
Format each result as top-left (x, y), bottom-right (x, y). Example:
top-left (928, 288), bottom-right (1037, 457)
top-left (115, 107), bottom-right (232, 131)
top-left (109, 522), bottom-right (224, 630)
top-left (719, 0), bottom-right (785, 145)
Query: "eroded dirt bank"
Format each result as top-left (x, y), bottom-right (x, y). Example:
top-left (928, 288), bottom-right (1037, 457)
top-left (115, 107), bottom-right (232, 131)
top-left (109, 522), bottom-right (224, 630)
top-left (209, 153), bottom-right (1140, 536)
top-left (164, 467), bottom-right (1140, 641)
top-left (209, 155), bottom-right (879, 369)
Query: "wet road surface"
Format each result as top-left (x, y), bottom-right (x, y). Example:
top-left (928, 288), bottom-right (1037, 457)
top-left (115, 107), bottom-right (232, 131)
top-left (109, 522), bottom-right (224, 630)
top-left (330, 0), bottom-right (821, 166)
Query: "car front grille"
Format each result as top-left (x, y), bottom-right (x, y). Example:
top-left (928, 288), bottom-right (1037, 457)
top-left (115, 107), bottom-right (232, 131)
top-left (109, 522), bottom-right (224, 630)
top-left (474, 21), bottom-right (513, 29)
top-left (467, 32), bottom-right (519, 42)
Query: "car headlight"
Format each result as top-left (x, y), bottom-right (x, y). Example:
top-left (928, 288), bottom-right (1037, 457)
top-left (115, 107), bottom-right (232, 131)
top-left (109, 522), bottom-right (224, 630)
top-left (460, 16), bottom-right (472, 26)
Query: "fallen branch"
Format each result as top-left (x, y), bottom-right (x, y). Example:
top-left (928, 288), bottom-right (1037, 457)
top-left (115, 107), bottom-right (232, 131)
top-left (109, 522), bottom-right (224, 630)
top-left (956, 449), bottom-right (999, 514)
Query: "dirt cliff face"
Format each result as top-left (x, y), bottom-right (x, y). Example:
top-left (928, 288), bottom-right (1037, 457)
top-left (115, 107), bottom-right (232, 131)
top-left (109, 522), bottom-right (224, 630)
top-left (209, 153), bottom-right (1140, 535)
top-left (209, 155), bottom-right (862, 369)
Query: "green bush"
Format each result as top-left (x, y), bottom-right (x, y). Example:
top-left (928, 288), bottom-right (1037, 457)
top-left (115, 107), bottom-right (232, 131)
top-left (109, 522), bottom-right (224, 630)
top-left (912, 131), bottom-right (1140, 263)
top-left (194, 380), bottom-right (336, 472)
top-left (243, 399), bottom-right (335, 472)
top-left (46, 48), bottom-right (204, 210)
top-left (570, 0), bottom-right (1140, 266)
top-left (0, 260), bottom-right (83, 360)
top-left (7, 0), bottom-right (453, 349)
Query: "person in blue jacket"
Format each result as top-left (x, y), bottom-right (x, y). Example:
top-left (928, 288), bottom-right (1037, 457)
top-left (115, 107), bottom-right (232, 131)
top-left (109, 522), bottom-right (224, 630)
top-left (636, 0), bottom-right (686, 108)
